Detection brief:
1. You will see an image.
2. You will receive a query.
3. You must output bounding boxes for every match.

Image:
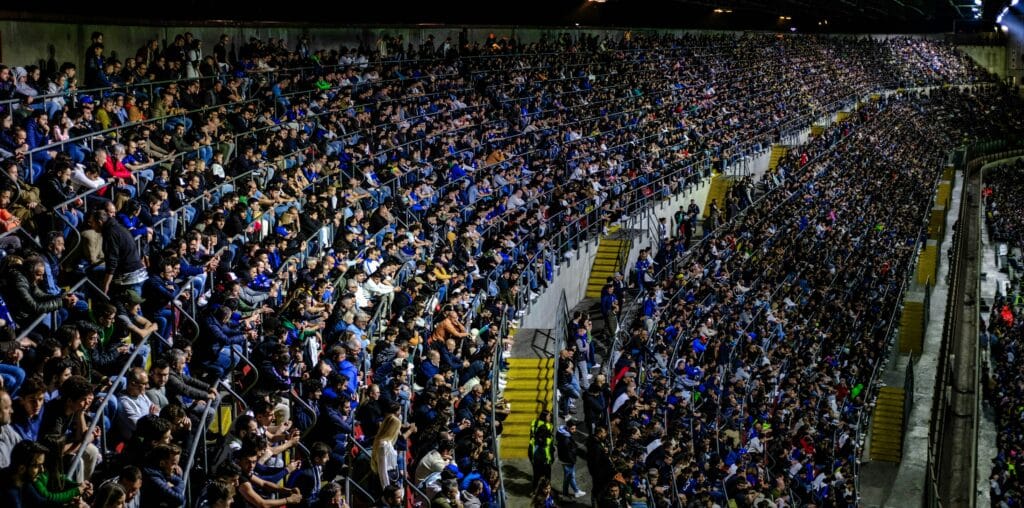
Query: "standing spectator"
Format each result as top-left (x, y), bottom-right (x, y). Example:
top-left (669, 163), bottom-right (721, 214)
top-left (88, 208), bottom-right (148, 296)
top-left (555, 419), bottom-right (584, 499)
top-left (529, 410), bottom-right (553, 488)
top-left (370, 414), bottom-right (401, 495)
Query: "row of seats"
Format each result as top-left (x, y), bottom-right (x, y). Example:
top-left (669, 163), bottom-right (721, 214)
top-left (574, 87), bottom-right (1024, 507)
top-left (0, 28), bottom-right (996, 508)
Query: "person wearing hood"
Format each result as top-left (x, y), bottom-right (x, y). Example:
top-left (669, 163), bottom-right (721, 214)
top-left (460, 479), bottom-right (484, 508)
top-left (555, 419), bottom-right (585, 499)
top-left (13, 67), bottom-right (60, 120)
top-left (11, 67), bottom-right (36, 102)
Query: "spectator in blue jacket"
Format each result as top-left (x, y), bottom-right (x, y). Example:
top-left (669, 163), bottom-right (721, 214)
top-left (201, 306), bottom-right (254, 379)
top-left (141, 443), bottom-right (185, 507)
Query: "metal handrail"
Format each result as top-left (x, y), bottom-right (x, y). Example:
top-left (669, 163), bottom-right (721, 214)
top-left (180, 392), bottom-right (224, 507)
top-left (490, 304), bottom-right (508, 508)
top-left (66, 279), bottom-right (174, 478)
top-left (286, 389), bottom-right (319, 441)
top-left (0, 60), bottom-right (362, 112)
top-left (19, 81), bottom-right (335, 169)
top-left (596, 90), bottom-right (878, 485)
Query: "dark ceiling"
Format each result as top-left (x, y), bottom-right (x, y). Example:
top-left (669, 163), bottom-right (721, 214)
top-left (4, 0), bottom-right (1006, 33)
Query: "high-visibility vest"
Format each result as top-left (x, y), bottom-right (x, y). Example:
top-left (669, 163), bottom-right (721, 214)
top-left (528, 418), bottom-right (553, 463)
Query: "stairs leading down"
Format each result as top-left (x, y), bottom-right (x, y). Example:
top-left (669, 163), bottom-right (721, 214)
top-left (585, 235), bottom-right (630, 298)
top-left (499, 357), bottom-right (554, 460)
top-left (703, 174), bottom-right (735, 219)
top-left (869, 386), bottom-right (906, 462)
top-left (768, 145), bottom-right (789, 171)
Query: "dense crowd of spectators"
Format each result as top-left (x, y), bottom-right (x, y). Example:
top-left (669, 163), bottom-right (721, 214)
top-left (572, 87), bottom-right (1022, 508)
top-left (984, 158), bottom-right (1024, 507)
top-left (0, 26), bottom-right (996, 508)
top-left (985, 160), bottom-right (1024, 249)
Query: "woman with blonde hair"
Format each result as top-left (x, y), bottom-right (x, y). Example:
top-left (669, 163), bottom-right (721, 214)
top-left (370, 414), bottom-right (402, 496)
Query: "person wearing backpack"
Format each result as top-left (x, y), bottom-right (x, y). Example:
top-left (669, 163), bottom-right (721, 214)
top-left (528, 410), bottom-right (553, 488)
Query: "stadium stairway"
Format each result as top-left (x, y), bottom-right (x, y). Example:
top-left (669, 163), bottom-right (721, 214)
top-left (868, 386), bottom-right (906, 462)
top-left (768, 145), bottom-right (789, 171)
top-left (703, 174), bottom-right (735, 219)
top-left (585, 228), bottom-right (630, 298)
top-left (499, 357), bottom-right (554, 459)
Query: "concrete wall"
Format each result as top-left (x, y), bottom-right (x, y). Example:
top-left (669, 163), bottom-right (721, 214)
top-left (519, 237), bottom-right (598, 330)
top-left (0, 21), bottom-right (686, 68)
top-left (0, 18), bottom-right (947, 72)
top-left (1008, 28), bottom-right (1024, 86)
top-left (520, 175), bottom-right (714, 330)
top-left (957, 45), bottom-right (1008, 78)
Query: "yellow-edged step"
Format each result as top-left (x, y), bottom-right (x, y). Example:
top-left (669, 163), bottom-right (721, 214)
top-left (500, 357), bottom-right (554, 460)
top-left (869, 386), bottom-right (906, 462)
top-left (585, 238), bottom-right (630, 298)
top-left (768, 145), bottom-right (789, 171)
top-left (703, 174), bottom-right (735, 219)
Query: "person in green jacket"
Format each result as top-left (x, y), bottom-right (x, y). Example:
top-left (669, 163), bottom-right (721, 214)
top-left (34, 433), bottom-right (88, 505)
top-left (529, 410), bottom-right (554, 488)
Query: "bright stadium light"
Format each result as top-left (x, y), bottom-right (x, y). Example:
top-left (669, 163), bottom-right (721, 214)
top-left (975, 0), bottom-right (982, 5)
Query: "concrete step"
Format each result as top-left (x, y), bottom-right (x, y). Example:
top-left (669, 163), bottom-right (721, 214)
top-left (500, 437), bottom-right (532, 459)
top-left (872, 413), bottom-right (903, 425)
top-left (507, 357), bottom-right (554, 365)
top-left (869, 452), bottom-right (902, 463)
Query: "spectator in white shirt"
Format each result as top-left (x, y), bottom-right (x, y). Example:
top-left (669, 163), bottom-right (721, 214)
top-left (114, 367), bottom-right (158, 443)
top-left (70, 163), bottom-right (107, 192)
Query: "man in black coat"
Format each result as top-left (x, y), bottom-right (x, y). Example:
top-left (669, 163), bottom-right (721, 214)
top-left (87, 208), bottom-right (147, 296)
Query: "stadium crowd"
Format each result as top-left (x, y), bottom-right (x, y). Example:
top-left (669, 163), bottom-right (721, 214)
top-left (568, 87), bottom-right (1024, 508)
top-left (0, 25), bottom-right (998, 508)
top-left (984, 158), bottom-right (1024, 507)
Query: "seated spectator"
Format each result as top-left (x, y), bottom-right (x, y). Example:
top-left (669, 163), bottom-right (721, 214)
top-left (234, 444), bottom-right (303, 508)
top-left (113, 367), bottom-right (157, 444)
top-left (140, 443), bottom-right (185, 507)
top-left (39, 375), bottom-right (99, 483)
top-left (0, 440), bottom-right (52, 507)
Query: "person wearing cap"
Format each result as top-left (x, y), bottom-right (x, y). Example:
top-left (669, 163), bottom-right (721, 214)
top-left (201, 305), bottom-right (257, 380)
top-left (114, 289), bottom-right (159, 346)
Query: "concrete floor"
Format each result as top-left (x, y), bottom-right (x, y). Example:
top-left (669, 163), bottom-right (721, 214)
top-left (976, 219), bottom-right (1001, 507)
top-left (501, 299), bottom-right (606, 508)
